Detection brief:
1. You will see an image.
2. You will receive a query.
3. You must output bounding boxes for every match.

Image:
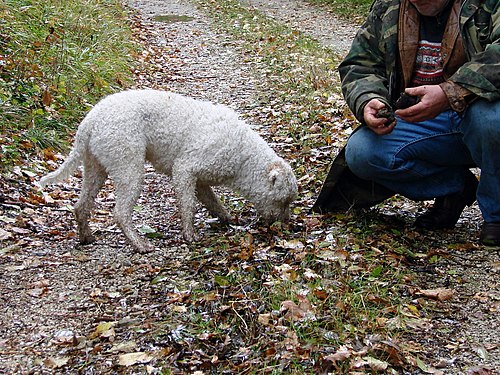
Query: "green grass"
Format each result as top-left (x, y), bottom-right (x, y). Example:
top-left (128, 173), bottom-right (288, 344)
top-left (150, 214), bottom-right (420, 372)
top-left (307, 0), bottom-right (373, 20)
top-left (0, 0), bottom-right (136, 171)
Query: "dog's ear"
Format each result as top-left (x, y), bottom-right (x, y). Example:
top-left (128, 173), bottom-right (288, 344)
top-left (268, 161), bottom-right (287, 187)
top-left (266, 160), bottom-right (298, 200)
top-left (268, 167), bottom-right (281, 186)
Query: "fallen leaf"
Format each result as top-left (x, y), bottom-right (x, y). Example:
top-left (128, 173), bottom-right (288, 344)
top-left (275, 264), bottom-right (298, 281)
top-left (472, 345), bottom-right (489, 360)
top-left (171, 305), bottom-right (187, 313)
top-left (467, 366), bottom-right (495, 375)
top-left (280, 297), bottom-right (315, 322)
top-left (316, 249), bottom-right (349, 264)
top-left (118, 352), bottom-right (154, 366)
top-left (258, 313), bottom-right (271, 326)
top-left (27, 287), bottom-right (49, 298)
top-left (89, 321), bottom-right (116, 340)
top-left (110, 341), bottom-right (137, 353)
top-left (313, 288), bottom-right (328, 300)
top-left (214, 274), bottom-right (231, 287)
top-left (0, 244), bottom-right (21, 255)
top-left (304, 268), bottom-right (321, 280)
top-left (278, 239), bottom-right (305, 251)
top-left (137, 224), bottom-right (163, 238)
top-left (42, 87), bottom-right (53, 106)
top-left (363, 356), bottom-right (389, 371)
top-left (418, 288), bottom-right (455, 301)
top-left (52, 330), bottom-right (78, 346)
top-left (44, 356), bottom-right (70, 368)
top-left (324, 345), bottom-right (351, 362)
top-left (284, 329), bottom-right (300, 350)
top-left (0, 228), bottom-right (13, 240)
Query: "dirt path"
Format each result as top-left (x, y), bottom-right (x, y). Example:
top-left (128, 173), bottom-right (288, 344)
top-left (1, 1), bottom-right (263, 373)
top-left (242, 0), bottom-right (358, 55)
top-left (123, 1), bottom-right (500, 372)
top-left (129, 0), bottom-right (259, 106)
top-left (0, 0), bottom-right (498, 374)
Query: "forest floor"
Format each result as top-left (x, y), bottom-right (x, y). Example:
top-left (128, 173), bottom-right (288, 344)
top-left (0, 0), bottom-right (498, 374)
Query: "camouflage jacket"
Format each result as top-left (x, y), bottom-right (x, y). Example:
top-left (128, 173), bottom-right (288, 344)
top-left (339, 0), bottom-right (500, 123)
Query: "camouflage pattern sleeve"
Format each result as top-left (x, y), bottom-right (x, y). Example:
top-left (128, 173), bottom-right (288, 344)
top-left (338, 0), bottom-right (399, 123)
top-left (339, 0), bottom-right (499, 122)
top-left (450, 0), bottom-right (500, 101)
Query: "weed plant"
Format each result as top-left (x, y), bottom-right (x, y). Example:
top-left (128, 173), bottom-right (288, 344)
top-left (0, 0), bottom-right (136, 171)
top-left (308, 0), bottom-right (373, 20)
top-left (152, 1), bottom-right (421, 372)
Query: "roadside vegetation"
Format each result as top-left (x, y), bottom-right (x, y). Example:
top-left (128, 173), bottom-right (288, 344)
top-left (308, 0), bottom-right (373, 20)
top-left (1, 0), bottom-right (490, 374)
top-left (0, 0), bottom-right (136, 172)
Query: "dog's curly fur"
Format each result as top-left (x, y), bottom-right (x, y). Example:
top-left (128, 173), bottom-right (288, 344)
top-left (39, 90), bottom-right (298, 253)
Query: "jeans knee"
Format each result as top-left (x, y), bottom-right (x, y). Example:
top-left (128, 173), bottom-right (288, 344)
top-left (345, 132), bottom-right (380, 180)
top-left (461, 100), bottom-right (500, 161)
top-left (462, 100), bottom-right (500, 141)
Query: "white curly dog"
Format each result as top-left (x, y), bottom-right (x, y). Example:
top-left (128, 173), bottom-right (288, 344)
top-left (39, 89), bottom-right (298, 253)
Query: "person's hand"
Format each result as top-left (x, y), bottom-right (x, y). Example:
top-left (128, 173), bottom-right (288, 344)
top-left (395, 85), bottom-right (450, 122)
top-left (363, 99), bottom-right (396, 135)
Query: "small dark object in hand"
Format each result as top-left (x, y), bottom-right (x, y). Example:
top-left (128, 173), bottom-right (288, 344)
top-left (394, 92), bottom-right (420, 109)
top-left (376, 107), bottom-right (395, 125)
top-left (375, 93), bottom-right (420, 127)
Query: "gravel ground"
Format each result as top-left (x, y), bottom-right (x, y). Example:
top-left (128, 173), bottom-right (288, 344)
top-left (241, 0), bottom-right (358, 56)
top-left (129, 0), bottom-right (260, 107)
top-left (126, 2), bottom-right (500, 371)
top-left (0, 0), bottom-right (498, 373)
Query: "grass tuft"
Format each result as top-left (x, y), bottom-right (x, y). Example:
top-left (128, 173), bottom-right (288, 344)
top-left (0, 0), bottom-right (137, 171)
top-left (307, 0), bottom-right (373, 21)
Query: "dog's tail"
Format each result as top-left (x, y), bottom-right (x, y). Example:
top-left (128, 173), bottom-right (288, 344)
top-left (38, 119), bottom-right (92, 188)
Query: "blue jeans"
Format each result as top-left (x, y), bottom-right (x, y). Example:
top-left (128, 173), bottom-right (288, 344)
top-left (345, 99), bottom-right (500, 222)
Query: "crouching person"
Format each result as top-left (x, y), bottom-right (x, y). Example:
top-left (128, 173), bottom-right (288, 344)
top-left (313, 0), bottom-right (500, 245)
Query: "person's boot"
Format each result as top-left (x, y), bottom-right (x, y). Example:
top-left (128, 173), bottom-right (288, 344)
top-left (480, 222), bottom-right (500, 246)
top-left (415, 171), bottom-right (478, 230)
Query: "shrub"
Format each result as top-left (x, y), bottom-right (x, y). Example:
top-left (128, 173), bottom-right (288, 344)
top-left (0, 0), bottom-right (136, 170)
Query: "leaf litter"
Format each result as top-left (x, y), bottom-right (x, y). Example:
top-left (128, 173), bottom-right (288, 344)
top-left (0, 0), bottom-right (499, 374)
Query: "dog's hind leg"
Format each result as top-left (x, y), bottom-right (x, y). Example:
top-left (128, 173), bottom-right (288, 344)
top-left (196, 182), bottom-right (232, 224)
top-left (111, 164), bottom-right (152, 253)
top-left (74, 154), bottom-right (107, 245)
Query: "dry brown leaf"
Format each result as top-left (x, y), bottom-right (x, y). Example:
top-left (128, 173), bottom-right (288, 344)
top-left (110, 341), bottom-right (137, 353)
top-left (280, 296), bottom-right (315, 322)
top-left (89, 321), bottom-right (116, 340)
top-left (418, 288), bottom-right (455, 301)
top-left (44, 356), bottom-right (70, 368)
top-left (52, 330), bottom-right (78, 346)
top-left (42, 87), bottom-right (53, 106)
top-left (281, 300), bottom-right (305, 321)
top-left (324, 345), bottom-right (351, 362)
top-left (118, 352), bottom-right (154, 366)
top-left (258, 313), bottom-right (271, 326)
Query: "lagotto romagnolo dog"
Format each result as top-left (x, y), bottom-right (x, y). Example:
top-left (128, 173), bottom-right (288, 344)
top-left (39, 89), bottom-right (298, 253)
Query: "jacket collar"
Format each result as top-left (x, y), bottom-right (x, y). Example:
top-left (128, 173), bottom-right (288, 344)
top-left (397, 0), bottom-right (466, 88)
